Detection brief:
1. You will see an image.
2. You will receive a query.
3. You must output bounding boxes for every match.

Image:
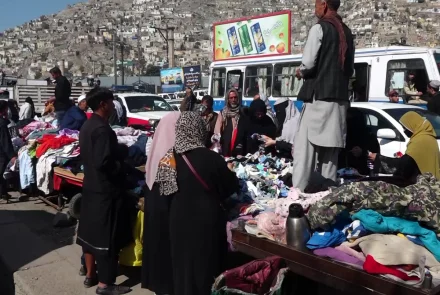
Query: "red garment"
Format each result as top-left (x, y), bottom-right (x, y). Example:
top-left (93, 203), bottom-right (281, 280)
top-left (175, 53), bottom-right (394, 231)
top-left (363, 255), bottom-right (419, 281)
top-left (36, 134), bottom-right (76, 158)
top-left (223, 256), bottom-right (286, 294)
top-left (229, 128), bottom-right (238, 157)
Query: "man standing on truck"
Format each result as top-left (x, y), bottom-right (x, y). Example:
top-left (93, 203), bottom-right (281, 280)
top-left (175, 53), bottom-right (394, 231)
top-left (292, 0), bottom-right (355, 190)
top-left (49, 67), bottom-right (72, 123)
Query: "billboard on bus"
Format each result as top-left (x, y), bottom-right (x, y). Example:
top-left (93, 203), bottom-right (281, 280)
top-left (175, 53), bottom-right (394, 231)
top-left (160, 67), bottom-right (184, 93)
top-left (212, 10), bottom-right (291, 61)
top-left (183, 65), bottom-right (201, 88)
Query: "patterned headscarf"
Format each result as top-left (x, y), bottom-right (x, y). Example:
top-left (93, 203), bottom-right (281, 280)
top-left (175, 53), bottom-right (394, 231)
top-left (155, 112), bottom-right (207, 195)
top-left (175, 111), bottom-right (207, 154)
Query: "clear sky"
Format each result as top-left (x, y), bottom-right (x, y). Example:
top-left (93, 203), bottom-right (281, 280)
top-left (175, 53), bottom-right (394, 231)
top-left (0, 0), bottom-right (83, 31)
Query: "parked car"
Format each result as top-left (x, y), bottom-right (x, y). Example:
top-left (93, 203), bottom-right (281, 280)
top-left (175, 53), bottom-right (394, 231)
top-left (166, 99), bottom-right (183, 111)
top-left (350, 102), bottom-right (440, 158)
top-left (85, 93), bottom-right (175, 129)
top-left (158, 93), bottom-right (176, 100)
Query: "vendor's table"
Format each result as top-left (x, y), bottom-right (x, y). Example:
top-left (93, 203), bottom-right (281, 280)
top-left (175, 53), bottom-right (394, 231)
top-left (38, 167), bottom-right (145, 211)
top-left (232, 229), bottom-right (440, 295)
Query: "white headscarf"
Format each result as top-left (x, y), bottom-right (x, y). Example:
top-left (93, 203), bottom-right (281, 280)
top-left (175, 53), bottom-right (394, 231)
top-left (275, 98), bottom-right (300, 144)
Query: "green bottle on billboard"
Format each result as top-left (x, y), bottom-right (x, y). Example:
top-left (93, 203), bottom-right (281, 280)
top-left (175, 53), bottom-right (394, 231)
top-left (238, 24), bottom-right (253, 54)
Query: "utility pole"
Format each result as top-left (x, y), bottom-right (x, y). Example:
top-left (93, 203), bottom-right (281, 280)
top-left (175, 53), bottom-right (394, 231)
top-left (120, 18), bottom-right (125, 85)
top-left (113, 31), bottom-right (117, 86)
top-left (151, 25), bottom-right (174, 67)
top-left (137, 23), bottom-right (141, 83)
top-left (167, 26), bottom-right (175, 68)
top-left (120, 37), bottom-right (125, 85)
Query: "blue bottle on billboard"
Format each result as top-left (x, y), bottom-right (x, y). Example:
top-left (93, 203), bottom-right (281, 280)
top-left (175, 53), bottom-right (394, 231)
top-left (250, 23), bottom-right (266, 53)
top-left (227, 26), bottom-right (241, 56)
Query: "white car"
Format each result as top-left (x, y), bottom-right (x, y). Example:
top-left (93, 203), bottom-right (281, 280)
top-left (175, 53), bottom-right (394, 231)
top-left (350, 102), bottom-right (440, 158)
top-left (158, 93), bottom-right (176, 100)
top-left (85, 93), bottom-right (175, 129)
top-left (166, 99), bottom-right (183, 111)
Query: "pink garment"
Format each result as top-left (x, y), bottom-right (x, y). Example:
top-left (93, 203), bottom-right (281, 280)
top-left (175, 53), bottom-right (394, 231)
top-left (275, 188), bottom-right (331, 217)
top-left (256, 212), bottom-right (286, 239)
top-left (21, 121), bottom-right (53, 137)
top-left (335, 245), bottom-right (366, 262)
top-left (145, 112), bottom-right (181, 190)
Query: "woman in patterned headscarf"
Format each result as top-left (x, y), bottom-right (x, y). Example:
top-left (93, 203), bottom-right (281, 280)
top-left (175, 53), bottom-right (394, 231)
top-left (213, 88), bottom-right (249, 157)
top-left (164, 112), bottom-right (239, 295)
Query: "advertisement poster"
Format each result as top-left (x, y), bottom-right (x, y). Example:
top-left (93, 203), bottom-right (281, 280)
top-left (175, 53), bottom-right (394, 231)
top-left (183, 65), bottom-right (201, 88)
top-left (160, 67), bottom-right (184, 93)
top-left (213, 10), bottom-right (291, 61)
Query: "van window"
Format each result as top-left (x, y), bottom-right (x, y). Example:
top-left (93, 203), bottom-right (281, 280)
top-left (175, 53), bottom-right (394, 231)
top-left (211, 68), bottom-right (226, 97)
top-left (273, 63), bottom-right (303, 97)
top-left (350, 63), bottom-right (369, 102)
top-left (245, 65), bottom-right (272, 97)
top-left (434, 53), bottom-right (440, 75)
top-left (385, 59), bottom-right (429, 102)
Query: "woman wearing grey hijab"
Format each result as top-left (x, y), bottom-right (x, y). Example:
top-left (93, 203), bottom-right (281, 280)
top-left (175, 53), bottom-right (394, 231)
top-left (262, 97), bottom-right (300, 158)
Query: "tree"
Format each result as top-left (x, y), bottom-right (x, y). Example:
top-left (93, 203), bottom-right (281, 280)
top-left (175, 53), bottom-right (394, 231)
top-left (145, 64), bottom-right (161, 76)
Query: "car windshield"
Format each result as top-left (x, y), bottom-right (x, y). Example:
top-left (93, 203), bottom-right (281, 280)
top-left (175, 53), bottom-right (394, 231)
top-left (124, 96), bottom-right (173, 112)
top-left (384, 108), bottom-right (440, 139)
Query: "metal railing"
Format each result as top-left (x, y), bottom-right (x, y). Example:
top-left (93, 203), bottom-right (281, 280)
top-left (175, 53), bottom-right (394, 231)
top-left (15, 85), bottom-right (92, 113)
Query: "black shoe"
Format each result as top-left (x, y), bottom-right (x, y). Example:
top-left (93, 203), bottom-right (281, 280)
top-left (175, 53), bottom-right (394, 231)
top-left (79, 265), bottom-right (87, 276)
top-left (84, 276), bottom-right (98, 288)
top-left (1, 194), bottom-right (11, 200)
top-left (96, 285), bottom-right (131, 295)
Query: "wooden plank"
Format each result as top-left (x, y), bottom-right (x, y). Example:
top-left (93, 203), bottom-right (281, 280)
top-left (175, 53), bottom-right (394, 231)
top-left (232, 229), bottom-right (439, 295)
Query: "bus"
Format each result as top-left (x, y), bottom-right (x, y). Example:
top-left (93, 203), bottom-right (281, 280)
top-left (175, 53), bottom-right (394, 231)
top-left (209, 46), bottom-right (440, 111)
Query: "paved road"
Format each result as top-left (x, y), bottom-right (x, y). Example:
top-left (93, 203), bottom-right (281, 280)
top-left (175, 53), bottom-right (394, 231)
top-left (0, 194), bottom-right (152, 295)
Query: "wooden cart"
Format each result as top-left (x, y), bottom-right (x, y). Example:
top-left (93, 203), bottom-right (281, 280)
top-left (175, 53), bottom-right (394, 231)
top-left (232, 229), bottom-right (440, 295)
top-left (38, 166), bottom-right (145, 211)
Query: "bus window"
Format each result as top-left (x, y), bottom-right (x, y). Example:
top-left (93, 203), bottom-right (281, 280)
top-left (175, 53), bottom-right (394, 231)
top-left (244, 65), bottom-right (273, 97)
top-left (385, 59), bottom-right (429, 103)
top-left (273, 63), bottom-right (303, 97)
top-left (227, 70), bottom-right (243, 96)
top-left (212, 68), bottom-right (226, 97)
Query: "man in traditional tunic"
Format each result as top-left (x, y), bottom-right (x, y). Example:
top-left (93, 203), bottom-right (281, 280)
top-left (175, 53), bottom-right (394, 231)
top-left (77, 87), bottom-right (132, 295)
top-left (292, 0), bottom-right (355, 190)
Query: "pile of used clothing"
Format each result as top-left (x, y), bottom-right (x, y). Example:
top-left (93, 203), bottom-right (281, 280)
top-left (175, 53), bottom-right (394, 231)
top-left (237, 171), bottom-right (440, 287)
top-left (12, 119), bottom-right (151, 195)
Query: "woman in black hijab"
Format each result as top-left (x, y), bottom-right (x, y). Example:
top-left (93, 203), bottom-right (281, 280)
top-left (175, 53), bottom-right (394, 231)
top-left (338, 108), bottom-right (380, 175)
top-left (246, 99), bottom-right (277, 154)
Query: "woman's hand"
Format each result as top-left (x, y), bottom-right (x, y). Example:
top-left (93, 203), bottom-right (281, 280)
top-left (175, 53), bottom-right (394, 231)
top-left (261, 135), bottom-right (276, 147)
top-left (351, 146), bottom-right (362, 158)
top-left (368, 152), bottom-right (377, 161)
top-left (227, 162), bottom-right (235, 171)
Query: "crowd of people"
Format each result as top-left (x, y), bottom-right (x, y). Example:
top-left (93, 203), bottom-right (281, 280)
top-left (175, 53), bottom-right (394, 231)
top-left (2, 0), bottom-right (440, 294)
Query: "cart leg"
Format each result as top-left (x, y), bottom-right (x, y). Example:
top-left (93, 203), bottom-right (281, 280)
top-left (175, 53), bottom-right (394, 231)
top-left (58, 193), bottom-right (64, 211)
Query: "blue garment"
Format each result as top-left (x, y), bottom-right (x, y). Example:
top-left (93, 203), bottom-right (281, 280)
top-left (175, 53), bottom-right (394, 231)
top-left (306, 228), bottom-right (346, 250)
top-left (18, 150), bottom-right (35, 189)
top-left (132, 134), bottom-right (148, 156)
top-left (352, 209), bottom-right (440, 261)
top-left (59, 106), bottom-right (87, 131)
